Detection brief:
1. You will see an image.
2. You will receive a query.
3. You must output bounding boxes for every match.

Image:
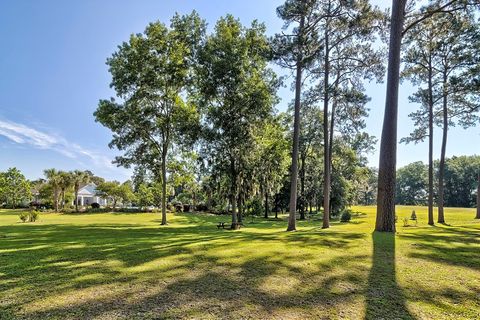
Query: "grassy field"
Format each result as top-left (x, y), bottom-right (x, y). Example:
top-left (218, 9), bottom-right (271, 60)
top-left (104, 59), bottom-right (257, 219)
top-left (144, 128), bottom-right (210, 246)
top-left (0, 206), bottom-right (479, 320)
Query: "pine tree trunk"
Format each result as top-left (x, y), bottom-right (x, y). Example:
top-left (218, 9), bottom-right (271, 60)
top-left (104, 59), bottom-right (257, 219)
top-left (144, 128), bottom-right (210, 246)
top-left (287, 14), bottom-right (305, 232)
top-left (299, 154), bottom-right (306, 220)
top-left (427, 61), bottom-right (434, 226)
top-left (264, 188), bottom-right (269, 219)
top-left (438, 73), bottom-right (448, 223)
top-left (230, 160), bottom-right (239, 230)
top-left (322, 20), bottom-right (331, 230)
top-left (161, 150), bottom-right (168, 225)
top-left (376, 0), bottom-right (407, 232)
top-left (476, 173), bottom-right (480, 219)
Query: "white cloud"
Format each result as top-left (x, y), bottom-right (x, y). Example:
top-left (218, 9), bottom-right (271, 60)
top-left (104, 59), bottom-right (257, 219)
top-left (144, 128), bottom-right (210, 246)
top-left (0, 119), bottom-right (126, 176)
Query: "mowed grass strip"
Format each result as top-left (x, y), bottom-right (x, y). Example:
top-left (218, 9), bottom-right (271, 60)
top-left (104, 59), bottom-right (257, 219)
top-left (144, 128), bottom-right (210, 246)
top-left (0, 206), bottom-right (479, 319)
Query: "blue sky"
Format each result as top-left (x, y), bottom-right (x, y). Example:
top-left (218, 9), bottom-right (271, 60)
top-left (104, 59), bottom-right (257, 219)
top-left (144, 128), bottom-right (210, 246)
top-left (0, 0), bottom-right (479, 181)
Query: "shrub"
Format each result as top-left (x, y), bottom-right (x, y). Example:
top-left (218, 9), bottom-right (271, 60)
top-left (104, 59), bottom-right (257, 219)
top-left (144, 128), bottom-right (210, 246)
top-left (29, 211), bottom-right (39, 222)
top-left (340, 209), bottom-right (352, 222)
top-left (19, 212), bottom-right (29, 222)
top-left (183, 204), bottom-right (191, 212)
top-left (410, 210), bottom-right (417, 221)
top-left (91, 202), bottom-right (100, 209)
top-left (403, 217), bottom-right (410, 227)
top-left (195, 204), bottom-right (208, 212)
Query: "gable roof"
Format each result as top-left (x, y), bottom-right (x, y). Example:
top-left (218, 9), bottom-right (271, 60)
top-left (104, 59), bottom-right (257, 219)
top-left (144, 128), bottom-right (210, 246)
top-left (78, 183), bottom-right (98, 197)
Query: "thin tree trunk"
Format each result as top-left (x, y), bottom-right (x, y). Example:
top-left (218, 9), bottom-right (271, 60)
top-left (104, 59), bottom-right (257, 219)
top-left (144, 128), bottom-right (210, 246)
top-left (75, 187), bottom-right (79, 212)
top-left (299, 154), bottom-right (306, 220)
top-left (161, 150), bottom-right (167, 225)
top-left (238, 196), bottom-right (243, 224)
top-left (376, 0), bottom-right (407, 232)
top-left (287, 14), bottom-right (305, 232)
top-left (264, 187), bottom-right (269, 219)
top-left (427, 60), bottom-right (434, 226)
top-left (230, 159), bottom-right (239, 230)
top-left (322, 18), bottom-right (331, 229)
top-left (476, 172), bottom-right (480, 219)
top-left (438, 72), bottom-right (448, 223)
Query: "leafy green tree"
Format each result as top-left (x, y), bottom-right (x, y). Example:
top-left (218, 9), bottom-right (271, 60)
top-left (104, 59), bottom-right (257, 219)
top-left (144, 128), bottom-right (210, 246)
top-left (253, 115), bottom-right (290, 219)
top-left (44, 168), bottom-right (62, 212)
top-left (58, 171), bottom-right (73, 210)
top-left (198, 15), bottom-right (278, 229)
top-left (95, 12), bottom-right (205, 225)
top-left (395, 162), bottom-right (428, 205)
top-left (442, 155), bottom-right (480, 208)
top-left (136, 184), bottom-right (154, 208)
top-left (96, 181), bottom-right (133, 210)
top-left (70, 170), bottom-right (90, 212)
top-left (0, 168), bottom-right (31, 209)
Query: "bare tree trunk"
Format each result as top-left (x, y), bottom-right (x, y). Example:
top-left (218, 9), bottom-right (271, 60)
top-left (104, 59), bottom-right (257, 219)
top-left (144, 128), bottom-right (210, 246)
top-left (161, 150), bottom-right (167, 225)
top-left (476, 173), bottom-right (480, 219)
top-left (238, 196), bottom-right (243, 224)
top-left (322, 19), bottom-right (331, 229)
top-left (75, 188), bottom-right (79, 212)
top-left (230, 160), bottom-right (239, 230)
top-left (264, 188), bottom-right (269, 219)
top-left (438, 72), bottom-right (448, 223)
top-left (299, 154), bottom-right (306, 220)
top-left (427, 61), bottom-right (434, 226)
top-left (376, 0), bottom-right (407, 232)
top-left (287, 14), bottom-right (305, 232)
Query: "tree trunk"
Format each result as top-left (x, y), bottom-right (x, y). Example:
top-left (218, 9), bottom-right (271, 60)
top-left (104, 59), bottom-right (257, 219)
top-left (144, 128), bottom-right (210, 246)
top-left (438, 72), bottom-right (448, 223)
top-left (287, 14), bottom-right (305, 232)
top-left (376, 0), bottom-right (407, 232)
top-left (427, 60), bottom-right (434, 226)
top-left (230, 160), bottom-right (239, 230)
top-left (299, 154), bottom-right (306, 220)
top-left (264, 188), bottom-right (269, 219)
top-left (75, 187), bottom-right (79, 212)
top-left (54, 188), bottom-right (59, 213)
top-left (476, 173), bottom-right (480, 219)
top-left (322, 20), bottom-right (331, 229)
top-left (238, 196), bottom-right (243, 224)
top-left (161, 150), bottom-right (168, 225)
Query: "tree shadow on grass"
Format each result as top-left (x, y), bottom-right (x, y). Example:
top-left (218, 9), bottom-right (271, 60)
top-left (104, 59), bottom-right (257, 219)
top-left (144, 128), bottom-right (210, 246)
top-left (365, 232), bottom-right (415, 320)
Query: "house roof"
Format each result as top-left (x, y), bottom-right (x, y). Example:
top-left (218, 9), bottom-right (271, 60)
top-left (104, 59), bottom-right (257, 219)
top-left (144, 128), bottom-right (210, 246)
top-left (78, 183), bottom-right (98, 197)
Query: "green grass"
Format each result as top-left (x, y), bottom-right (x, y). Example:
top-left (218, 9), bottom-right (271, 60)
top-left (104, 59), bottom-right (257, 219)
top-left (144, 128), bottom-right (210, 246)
top-left (1, 206), bottom-right (479, 319)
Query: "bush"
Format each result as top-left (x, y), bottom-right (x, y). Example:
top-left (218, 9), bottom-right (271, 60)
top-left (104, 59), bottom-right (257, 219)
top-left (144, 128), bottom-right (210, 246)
top-left (19, 212), bottom-right (29, 222)
top-left (183, 204), bottom-right (191, 212)
top-left (29, 211), bottom-right (39, 222)
top-left (340, 209), bottom-right (352, 222)
top-left (195, 204), bottom-right (208, 212)
top-left (403, 217), bottom-right (410, 227)
top-left (91, 202), bottom-right (100, 209)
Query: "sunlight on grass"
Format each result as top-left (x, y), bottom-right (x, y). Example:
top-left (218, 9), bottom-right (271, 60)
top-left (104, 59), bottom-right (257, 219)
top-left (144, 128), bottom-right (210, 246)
top-left (1, 206), bottom-right (479, 319)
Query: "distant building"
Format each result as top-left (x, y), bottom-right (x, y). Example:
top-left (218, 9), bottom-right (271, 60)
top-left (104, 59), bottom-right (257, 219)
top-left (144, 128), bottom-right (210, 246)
top-left (74, 183), bottom-right (108, 206)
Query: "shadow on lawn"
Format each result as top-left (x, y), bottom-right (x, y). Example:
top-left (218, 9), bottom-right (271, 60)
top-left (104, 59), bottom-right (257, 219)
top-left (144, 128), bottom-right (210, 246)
top-left (2, 213), bottom-right (479, 319)
top-left (365, 232), bottom-right (415, 320)
top-left (0, 214), bottom-right (370, 319)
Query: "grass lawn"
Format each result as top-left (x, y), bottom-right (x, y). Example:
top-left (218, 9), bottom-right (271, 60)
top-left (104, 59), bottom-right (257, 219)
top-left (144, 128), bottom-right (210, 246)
top-left (1, 206), bottom-right (479, 319)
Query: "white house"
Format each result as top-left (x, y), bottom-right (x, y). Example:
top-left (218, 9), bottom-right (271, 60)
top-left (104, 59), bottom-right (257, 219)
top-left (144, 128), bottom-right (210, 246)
top-left (75, 183), bottom-right (108, 206)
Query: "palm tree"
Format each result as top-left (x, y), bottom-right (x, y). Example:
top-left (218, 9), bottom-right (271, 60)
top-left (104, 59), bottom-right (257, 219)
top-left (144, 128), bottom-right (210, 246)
top-left (44, 169), bottom-right (62, 212)
top-left (59, 171), bottom-right (73, 210)
top-left (71, 170), bottom-right (90, 212)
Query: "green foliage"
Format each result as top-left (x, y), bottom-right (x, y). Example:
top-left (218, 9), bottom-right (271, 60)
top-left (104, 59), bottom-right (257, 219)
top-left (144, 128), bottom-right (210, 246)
top-left (95, 12), bottom-right (206, 224)
top-left (19, 212), bottom-right (29, 222)
top-left (340, 209), bottom-right (352, 223)
top-left (395, 161), bottom-right (428, 205)
top-left (0, 168), bottom-right (31, 209)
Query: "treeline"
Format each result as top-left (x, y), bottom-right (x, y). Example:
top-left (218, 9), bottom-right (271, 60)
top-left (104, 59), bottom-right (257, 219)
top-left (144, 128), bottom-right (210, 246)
top-left (94, 3), bottom-right (384, 229)
top-left (394, 155), bottom-right (480, 208)
top-left (93, 1), bottom-right (480, 230)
